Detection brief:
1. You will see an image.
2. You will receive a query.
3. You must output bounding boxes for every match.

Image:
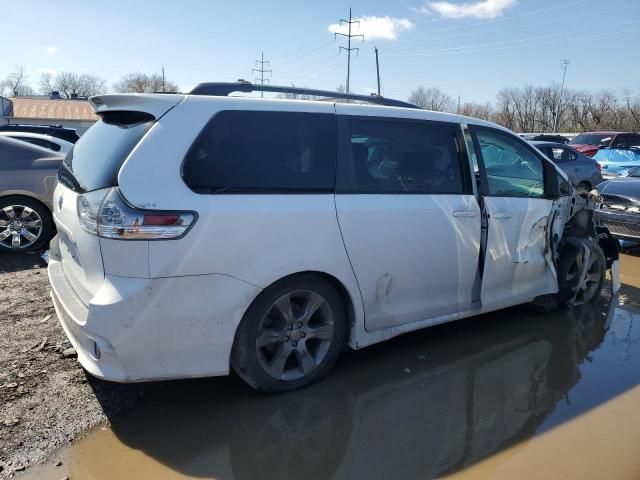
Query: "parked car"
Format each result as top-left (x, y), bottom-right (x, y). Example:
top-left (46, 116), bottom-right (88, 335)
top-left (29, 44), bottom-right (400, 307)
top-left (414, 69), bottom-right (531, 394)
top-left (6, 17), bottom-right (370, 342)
top-left (531, 141), bottom-right (602, 190)
top-left (0, 137), bottom-right (62, 252)
top-left (47, 83), bottom-right (618, 392)
top-left (593, 146), bottom-right (640, 178)
top-left (0, 124), bottom-right (79, 143)
top-left (568, 131), bottom-right (640, 157)
top-left (521, 133), bottom-right (570, 144)
top-left (0, 131), bottom-right (73, 155)
top-left (595, 167), bottom-right (640, 242)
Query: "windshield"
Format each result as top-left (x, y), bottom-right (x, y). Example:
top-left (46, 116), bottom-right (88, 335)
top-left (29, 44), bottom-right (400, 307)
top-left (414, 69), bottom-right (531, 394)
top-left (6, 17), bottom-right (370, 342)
top-left (569, 133), bottom-right (612, 146)
top-left (59, 118), bottom-right (153, 192)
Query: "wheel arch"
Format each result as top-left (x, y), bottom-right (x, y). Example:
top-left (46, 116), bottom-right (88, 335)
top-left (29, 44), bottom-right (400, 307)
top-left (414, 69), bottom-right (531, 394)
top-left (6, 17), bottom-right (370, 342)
top-left (0, 191), bottom-right (53, 214)
top-left (236, 270), bottom-right (359, 349)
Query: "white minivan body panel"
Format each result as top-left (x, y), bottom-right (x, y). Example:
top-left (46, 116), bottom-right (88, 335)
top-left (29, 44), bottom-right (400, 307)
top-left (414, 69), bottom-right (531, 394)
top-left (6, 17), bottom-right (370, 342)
top-left (480, 197), bottom-right (558, 311)
top-left (336, 194), bottom-right (481, 332)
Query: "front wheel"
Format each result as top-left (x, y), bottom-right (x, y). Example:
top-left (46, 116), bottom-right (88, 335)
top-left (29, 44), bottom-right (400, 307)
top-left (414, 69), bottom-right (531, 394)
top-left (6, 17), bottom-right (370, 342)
top-left (532, 239), bottom-right (605, 311)
top-left (231, 275), bottom-right (347, 393)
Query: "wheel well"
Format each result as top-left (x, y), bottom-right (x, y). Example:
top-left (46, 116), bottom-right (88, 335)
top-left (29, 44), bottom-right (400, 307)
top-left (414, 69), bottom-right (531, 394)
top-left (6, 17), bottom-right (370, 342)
top-left (247, 271), bottom-right (356, 345)
top-left (578, 181), bottom-right (592, 189)
top-left (0, 194), bottom-right (52, 218)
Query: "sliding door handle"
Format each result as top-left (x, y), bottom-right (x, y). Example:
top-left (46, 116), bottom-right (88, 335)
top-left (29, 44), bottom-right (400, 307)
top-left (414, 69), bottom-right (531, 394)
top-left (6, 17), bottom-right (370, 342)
top-left (492, 212), bottom-right (512, 220)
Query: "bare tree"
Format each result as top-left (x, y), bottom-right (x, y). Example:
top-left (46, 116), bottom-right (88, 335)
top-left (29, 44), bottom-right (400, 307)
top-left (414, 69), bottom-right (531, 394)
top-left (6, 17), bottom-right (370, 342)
top-left (1, 66), bottom-right (34, 97)
top-left (39, 72), bottom-right (55, 94)
top-left (459, 102), bottom-right (493, 121)
top-left (113, 72), bottom-right (178, 93)
top-left (51, 72), bottom-right (106, 98)
top-left (408, 87), bottom-right (453, 112)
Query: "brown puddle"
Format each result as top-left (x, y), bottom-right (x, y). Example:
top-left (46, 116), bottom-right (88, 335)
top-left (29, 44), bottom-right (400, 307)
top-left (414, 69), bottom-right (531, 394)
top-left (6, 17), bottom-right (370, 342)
top-left (19, 254), bottom-right (640, 480)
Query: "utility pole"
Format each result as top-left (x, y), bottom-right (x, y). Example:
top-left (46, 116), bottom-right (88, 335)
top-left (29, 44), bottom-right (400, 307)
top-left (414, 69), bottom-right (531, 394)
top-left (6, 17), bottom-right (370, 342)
top-left (161, 66), bottom-right (165, 92)
top-left (334, 8), bottom-right (364, 94)
top-left (374, 47), bottom-right (381, 96)
top-left (252, 52), bottom-right (272, 98)
top-left (553, 58), bottom-right (571, 133)
top-left (457, 95), bottom-right (461, 114)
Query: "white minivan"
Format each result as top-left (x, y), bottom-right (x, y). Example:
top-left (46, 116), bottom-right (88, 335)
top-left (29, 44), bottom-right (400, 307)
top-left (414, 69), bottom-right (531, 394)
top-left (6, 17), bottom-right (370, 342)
top-left (48, 83), bottom-right (618, 392)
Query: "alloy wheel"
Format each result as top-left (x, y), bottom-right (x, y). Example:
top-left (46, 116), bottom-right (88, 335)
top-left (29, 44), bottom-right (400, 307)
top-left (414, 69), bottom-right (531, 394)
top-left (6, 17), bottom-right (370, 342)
top-left (256, 290), bottom-right (335, 381)
top-left (565, 249), bottom-right (603, 304)
top-left (0, 205), bottom-right (43, 250)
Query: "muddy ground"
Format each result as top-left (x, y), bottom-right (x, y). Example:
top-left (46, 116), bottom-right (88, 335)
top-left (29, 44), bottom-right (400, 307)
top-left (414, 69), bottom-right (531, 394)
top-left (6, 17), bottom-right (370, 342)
top-left (1, 249), bottom-right (640, 479)
top-left (0, 253), bottom-right (148, 478)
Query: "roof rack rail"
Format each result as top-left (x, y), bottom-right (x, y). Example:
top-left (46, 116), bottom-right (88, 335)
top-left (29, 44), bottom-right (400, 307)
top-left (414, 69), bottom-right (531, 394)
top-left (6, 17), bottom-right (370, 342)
top-left (188, 81), bottom-right (418, 109)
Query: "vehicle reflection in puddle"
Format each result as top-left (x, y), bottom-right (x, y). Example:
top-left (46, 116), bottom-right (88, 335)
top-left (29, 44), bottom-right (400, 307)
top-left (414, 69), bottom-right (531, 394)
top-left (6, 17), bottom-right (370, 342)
top-left (23, 286), bottom-right (640, 480)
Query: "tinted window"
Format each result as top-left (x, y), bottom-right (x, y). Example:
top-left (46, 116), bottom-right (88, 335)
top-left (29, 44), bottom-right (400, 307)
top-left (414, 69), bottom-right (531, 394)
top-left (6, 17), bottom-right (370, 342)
top-left (569, 133), bottom-right (613, 146)
top-left (16, 137), bottom-right (61, 152)
top-left (611, 135), bottom-right (629, 148)
top-left (628, 135), bottom-right (640, 147)
top-left (60, 118), bottom-right (153, 193)
top-left (182, 111), bottom-right (336, 193)
top-left (339, 118), bottom-right (464, 194)
top-left (476, 129), bottom-right (545, 198)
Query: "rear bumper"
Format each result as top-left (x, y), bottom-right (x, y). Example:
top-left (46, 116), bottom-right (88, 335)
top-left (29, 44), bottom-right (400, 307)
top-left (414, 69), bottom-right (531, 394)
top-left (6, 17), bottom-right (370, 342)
top-left (48, 237), bottom-right (262, 382)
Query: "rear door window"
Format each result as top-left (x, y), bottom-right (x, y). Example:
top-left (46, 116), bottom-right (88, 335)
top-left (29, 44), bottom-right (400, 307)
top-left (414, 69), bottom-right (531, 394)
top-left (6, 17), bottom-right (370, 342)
top-left (337, 118), bottom-right (466, 194)
top-left (59, 116), bottom-right (153, 193)
top-left (182, 111), bottom-right (336, 193)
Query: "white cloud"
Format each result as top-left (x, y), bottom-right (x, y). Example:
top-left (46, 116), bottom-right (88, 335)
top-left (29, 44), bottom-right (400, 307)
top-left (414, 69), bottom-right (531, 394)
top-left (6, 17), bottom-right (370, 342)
top-left (328, 16), bottom-right (414, 41)
top-left (46, 46), bottom-right (58, 55)
top-left (425, 0), bottom-right (516, 19)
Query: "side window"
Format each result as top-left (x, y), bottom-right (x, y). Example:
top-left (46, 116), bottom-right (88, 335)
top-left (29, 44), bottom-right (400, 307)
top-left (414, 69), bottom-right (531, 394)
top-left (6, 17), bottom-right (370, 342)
top-left (12, 137), bottom-right (60, 152)
top-left (475, 129), bottom-right (545, 198)
top-left (182, 111), bottom-right (336, 193)
top-left (556, 147), bottom-right (576, 162)
top-left (611, 135), bottom-right (629, 148)
top-left (628, 135), bottom-right (640, 148)
top-left (341, 118), bottom-right (464, 194)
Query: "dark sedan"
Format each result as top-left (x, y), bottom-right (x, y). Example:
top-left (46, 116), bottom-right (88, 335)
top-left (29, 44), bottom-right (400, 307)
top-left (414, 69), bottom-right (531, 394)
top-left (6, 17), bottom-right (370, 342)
top-left (595, 168), bottom-right (640, 242)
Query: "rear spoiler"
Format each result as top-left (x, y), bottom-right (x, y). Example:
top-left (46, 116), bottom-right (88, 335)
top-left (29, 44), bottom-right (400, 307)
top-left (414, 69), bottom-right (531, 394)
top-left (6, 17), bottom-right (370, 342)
top-left (88, 94), bottom-right (185, 120)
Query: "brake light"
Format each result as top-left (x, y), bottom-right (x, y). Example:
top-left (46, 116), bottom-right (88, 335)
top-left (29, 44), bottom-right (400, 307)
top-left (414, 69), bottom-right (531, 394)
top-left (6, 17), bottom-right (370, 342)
top-left (596, 162), bottom-right (602, 172)
top-left (77, 188), bottom-right (195, 240)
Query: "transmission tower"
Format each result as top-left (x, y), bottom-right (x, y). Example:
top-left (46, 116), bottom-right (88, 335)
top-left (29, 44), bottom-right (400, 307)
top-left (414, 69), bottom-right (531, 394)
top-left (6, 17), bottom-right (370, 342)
top-left (252, 52), bottom-right (272, 98)
top-left (334, 8), bottom-right (364, 94)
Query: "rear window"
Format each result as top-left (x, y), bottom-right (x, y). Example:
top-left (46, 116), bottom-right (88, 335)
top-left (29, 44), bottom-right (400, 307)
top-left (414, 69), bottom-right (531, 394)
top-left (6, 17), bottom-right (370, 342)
top-left (181, 111), bottom-right (337, 193)
top-left (59, 118), bottom-right (152, 192)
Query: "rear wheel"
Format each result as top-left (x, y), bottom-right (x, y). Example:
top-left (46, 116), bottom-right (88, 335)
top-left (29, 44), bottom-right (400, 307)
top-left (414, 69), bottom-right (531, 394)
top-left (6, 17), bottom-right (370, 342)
top-left (231, 275), bottom-right (347, 392)
top-left (0, 197), bottom-right (53, 253)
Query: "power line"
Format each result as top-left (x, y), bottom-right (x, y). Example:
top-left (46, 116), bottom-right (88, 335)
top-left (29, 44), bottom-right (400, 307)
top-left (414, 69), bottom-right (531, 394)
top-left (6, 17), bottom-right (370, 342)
top-left (553, 59), bottom-right (571, 133)
top-left (334, 7), bottom-right (364, 94)
top-left (252, 52), bottom-right (272, 98)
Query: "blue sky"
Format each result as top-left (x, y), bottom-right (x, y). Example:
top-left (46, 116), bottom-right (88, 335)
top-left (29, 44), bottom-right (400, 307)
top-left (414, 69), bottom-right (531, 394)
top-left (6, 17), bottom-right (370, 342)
top-left (3, 0), bottom-right (639, 103)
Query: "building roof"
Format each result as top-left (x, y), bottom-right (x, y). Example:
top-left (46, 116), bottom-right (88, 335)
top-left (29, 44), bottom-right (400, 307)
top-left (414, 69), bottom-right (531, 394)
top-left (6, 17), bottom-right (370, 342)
top-left (10, 97), bottom-right (98, 121)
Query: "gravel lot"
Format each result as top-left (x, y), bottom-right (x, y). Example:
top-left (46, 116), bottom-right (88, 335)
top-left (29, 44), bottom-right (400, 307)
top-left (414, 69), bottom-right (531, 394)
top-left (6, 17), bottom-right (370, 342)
top-left (0, 253), bottom-right (147, 479)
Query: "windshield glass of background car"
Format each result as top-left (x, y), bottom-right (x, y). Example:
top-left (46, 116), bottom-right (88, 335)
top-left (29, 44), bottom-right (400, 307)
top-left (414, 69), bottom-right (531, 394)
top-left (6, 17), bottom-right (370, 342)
top-left (62, 119), bottom-right (152, 192)
top-left (570, 133), bottom-right (612, 146)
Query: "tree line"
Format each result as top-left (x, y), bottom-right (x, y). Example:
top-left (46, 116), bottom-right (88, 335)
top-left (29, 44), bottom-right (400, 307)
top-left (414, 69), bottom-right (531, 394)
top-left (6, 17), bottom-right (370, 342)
top-left (409, 84), bottom-right (640, 133)
top-left (0, 66), bottom-right (178, 98)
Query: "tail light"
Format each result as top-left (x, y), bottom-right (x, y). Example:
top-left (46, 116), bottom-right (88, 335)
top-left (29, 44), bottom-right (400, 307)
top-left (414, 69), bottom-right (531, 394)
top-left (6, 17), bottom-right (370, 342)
top-left (596, 162), bottom-right (602, 172)
top-left (77, 188), bottom-right (195, 240)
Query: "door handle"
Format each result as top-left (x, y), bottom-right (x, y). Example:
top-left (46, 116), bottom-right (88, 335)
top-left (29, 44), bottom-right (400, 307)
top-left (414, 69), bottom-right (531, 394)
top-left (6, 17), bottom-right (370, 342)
top-left (492, 212), bottom-right (512, 220)
top-left (453, 210), bottom-right (476, 218)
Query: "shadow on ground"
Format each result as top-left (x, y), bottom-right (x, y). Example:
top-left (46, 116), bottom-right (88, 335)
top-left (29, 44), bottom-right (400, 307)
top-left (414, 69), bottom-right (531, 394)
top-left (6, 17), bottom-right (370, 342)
top-left (70, 286), bottom-right (639, 480)
top-left (0, 252), bottom-right (46, 274)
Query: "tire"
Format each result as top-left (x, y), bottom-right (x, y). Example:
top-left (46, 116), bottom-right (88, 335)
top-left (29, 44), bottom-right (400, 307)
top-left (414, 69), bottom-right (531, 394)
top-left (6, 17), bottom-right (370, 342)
top-left (231, 274), bottom-right (347, 393)
top-left (0, 196), bottom-right (54, 253)
top-left (531, 239), bottom-right (605, 311)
